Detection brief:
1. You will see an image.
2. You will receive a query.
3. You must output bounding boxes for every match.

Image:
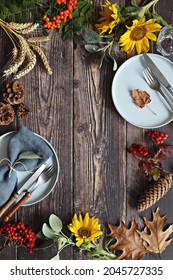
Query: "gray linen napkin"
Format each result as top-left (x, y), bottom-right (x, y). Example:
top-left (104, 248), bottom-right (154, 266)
top-left (0, 125), bottom-right (53, 207)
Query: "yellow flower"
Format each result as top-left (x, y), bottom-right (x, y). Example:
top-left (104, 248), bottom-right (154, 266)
top-left (95, 0), bottom-right (120, 35)
top-left (68, 212), bottom-right (103, 246)
top-left (119, 17), bottom-right (162, 54)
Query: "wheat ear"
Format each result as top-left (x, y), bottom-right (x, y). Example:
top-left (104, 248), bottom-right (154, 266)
top-left (7, 22), bottom-right (33, 30)
top-left (3, 37), bottom-right (26, 77)
top-left (14, 23), bottom-right (39, 34)
top-left (13, 48), bottom-right (37, 79)
top-left (30, 44), bottom-right (52, 75)
top-left (27, 36), bottom-right (50, 43)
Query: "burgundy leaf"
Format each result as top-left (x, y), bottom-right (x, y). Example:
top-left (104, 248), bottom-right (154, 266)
top-left (154, 145), bottom-right (173, 161)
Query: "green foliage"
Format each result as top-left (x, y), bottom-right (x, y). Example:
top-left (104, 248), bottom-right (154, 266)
top-left (59, 0), bottom-right (96, 43)
top-left (37, 213), bottom-right (117, 260)
top-left (0, 0), bottom-right (43, 22)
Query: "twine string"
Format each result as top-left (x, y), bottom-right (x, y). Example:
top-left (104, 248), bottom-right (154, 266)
top-left (0, 157), bottom-right (33, 177)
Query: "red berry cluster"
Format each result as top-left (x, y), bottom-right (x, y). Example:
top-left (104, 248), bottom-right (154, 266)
top-left (43, 0), bottom-right (77, 30)
top-left (0, 221), bottom-right (37, 253)
top-left (128, 144), bottom-right (148, 157)
top-left (145, 131), bottom-right (168, 144)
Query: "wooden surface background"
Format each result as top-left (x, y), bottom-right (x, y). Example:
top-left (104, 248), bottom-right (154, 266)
top-left (0, 0), bottom-right (173, 260)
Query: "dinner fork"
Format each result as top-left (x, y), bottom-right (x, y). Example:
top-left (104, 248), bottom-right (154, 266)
top-left (3, 165), bottom-right (55, 222)
top-left (143, 67), bottom-right (173, 110)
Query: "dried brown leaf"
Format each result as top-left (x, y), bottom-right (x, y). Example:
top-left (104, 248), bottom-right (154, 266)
top-left (108, 220), bottom-right (148, 260)
top-left (131, 89), bottom-right (151, 108)
top-left (137, 207), bottom-right (173, 253)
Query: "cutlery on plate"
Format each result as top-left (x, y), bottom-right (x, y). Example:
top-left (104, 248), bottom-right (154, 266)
top-left (143, 53), bottom-right (173, 95)
top-left (143, 67), bottom-right (173, 111)
top-left (0, 162), bottom-right (47, 218)
top-left (3, 165), bottom-right (55, 222)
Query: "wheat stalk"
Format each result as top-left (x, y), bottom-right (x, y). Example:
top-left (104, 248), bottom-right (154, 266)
top-left (14, 23), bottom-right (39, 34)
top-left (0, 19), bottom-right (52, 79)
top-left (13, 48), bottom-right (37, 79)
top-left (7, 22), bottom-right (33, 30)
top-left (30, 44), bottom-right (52, 75)
top-left (27, 36), bottom-right (50, 43)
top-left (3, 37), bottom-right (26, 77)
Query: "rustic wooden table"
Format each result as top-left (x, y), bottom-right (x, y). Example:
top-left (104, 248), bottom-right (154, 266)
top-left (0, 0), bottom-right (173, 260)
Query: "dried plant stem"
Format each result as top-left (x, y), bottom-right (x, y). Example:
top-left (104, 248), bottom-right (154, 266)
top-left (30, 44), bottom-right (52, 75)
top-left (27, 37), bottom-right (50, 43)
top-left (7, 22), bottom-right (33, 30)
top-left (0, 19), bottom-right (52, 79)
top-left (3, 37), bottom-right (26, 76)
top-left (14, 48), bottom-right (37, 79)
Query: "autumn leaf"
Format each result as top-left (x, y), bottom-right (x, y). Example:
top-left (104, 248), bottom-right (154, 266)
top-left (137, 207), bottom-right (173, 254)
top-left (153, 145), bottom-right (173, 161)
top-left (131, 89), bottom-right (151, 108)
top-left (138, 159), bottom-right (160, 181)
top-left (108, 220), bottom-right (148, 260)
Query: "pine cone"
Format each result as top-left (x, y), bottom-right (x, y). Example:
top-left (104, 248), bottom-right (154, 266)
top-left (0, 102), bottom-right (15, 125)
top-left (3, 80), bottom-right (24, 105)
top-left (14, 103), bottom-right (30, 118)
top-left (136, 174), bottom-right (172, 212)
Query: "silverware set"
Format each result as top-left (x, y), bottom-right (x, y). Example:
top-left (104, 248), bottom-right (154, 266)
top-left (142, 53), bottom-right (173, 111)
top-left (0, 163), bottom-right (55, 221)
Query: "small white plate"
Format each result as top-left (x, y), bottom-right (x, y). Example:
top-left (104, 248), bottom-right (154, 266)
top-left (112, 53), bottom-right (173, 128)
top-left (0, 131), bottom-right (59, 206)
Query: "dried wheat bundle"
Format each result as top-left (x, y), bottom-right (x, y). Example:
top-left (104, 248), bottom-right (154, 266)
top-left (0, 19), bottom-right (51, 79)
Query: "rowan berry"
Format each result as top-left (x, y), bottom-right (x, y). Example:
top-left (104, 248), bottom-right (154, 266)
top-left (0, 221), bottom-right (37, 253)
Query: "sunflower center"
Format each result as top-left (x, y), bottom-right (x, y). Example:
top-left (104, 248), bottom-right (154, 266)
top-left (130, 26), bottom-right (147, 41)
top-left (78, 227), bottom-right (91, 239)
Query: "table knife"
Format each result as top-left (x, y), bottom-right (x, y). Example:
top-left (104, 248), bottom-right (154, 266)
top-left (0, 163), bottom-right (46, 217)
top-left (143, 53), bottom-right (173, 95)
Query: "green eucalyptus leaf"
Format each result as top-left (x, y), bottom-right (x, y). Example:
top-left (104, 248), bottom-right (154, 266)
top-left (49, 214), bottom-right (63, 233)
top-left (57, 236), bottom-right (67, 250)
top-left (85, 44), bottom-right (100, 52)
top-left (51, 253), bottom-right (60, 260)
top-left (18, 151), bottom-right (44, 160)
top-left (42, 223), bottom-right (56, 239)
top-left (151, 12), bottom-right (167, 26)
top-left (37, 230), bottom-right (48, 240)
top-left (82, 28), bottom-right (101, 43)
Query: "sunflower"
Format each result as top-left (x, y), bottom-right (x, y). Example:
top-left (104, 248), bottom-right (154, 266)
top-left (119, 17), bottom-right (162, 54)
top-left (95, 0), bottom-right (120, 35)
top-left (68, 212), bottom-right (103, 246)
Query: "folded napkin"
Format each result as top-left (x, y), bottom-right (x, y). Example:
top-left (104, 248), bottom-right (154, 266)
top-left (0, 125), bottom-right (53, 207)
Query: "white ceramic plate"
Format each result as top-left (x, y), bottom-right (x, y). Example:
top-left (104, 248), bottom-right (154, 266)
top-left (112, 53), bottom-right (173, 128)
top-left (0, 131), bottom-right (59, 206)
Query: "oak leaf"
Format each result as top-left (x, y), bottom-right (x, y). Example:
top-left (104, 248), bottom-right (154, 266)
top-left (108, 220), bottom-right (148, 260)
top-left (131, 89), bottom-right (151, 108)
top-left (137, 207), bottom-right (173, 253)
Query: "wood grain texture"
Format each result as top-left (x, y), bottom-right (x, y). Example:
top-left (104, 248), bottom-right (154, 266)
top-left (0, 0), bottom-right (173, 260)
